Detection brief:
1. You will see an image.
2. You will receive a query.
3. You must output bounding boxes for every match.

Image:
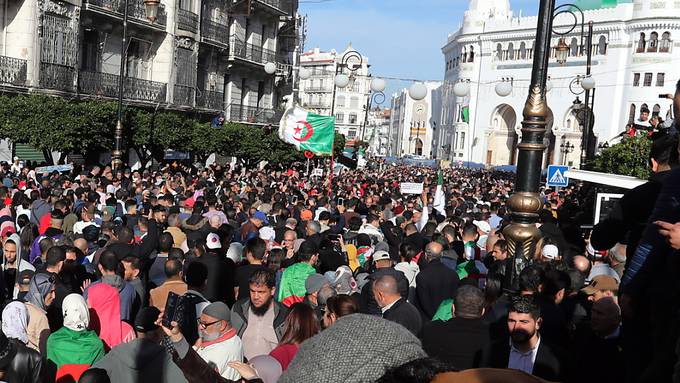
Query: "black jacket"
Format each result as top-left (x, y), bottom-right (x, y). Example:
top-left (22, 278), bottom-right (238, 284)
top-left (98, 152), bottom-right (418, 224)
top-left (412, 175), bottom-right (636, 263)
top-left (422, 317), bottom-right (490, 369)
top-left (415, 259), bottom-right (460, 319)
top-left (7, 338), bottom-right (43, 383)
top-left (382, 298), bottom-right (422, 336)
top-left (359, 268), bottom-right (409, 316)
top-left (481, 338), bottom-right (570, 382)
top-left (193, 252), bottom-right (235, 306)
top-left (230, 297), bottom-right (288, 340)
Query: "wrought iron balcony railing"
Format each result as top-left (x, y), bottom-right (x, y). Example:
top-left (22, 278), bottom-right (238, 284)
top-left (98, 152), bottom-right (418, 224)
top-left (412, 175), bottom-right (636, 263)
top-left (177, 8), bottom-right (199, 33)
top-left (84, 0), bottom-right (167, 27)
top-left (227, 103), bottom-right (280, 124)
top-left (174, 84), bottom-right (195, 106)
top-left (196, 89), bottom-right (224, 110)
top-left (201, 18), bottom-right (229, 46)
top-left (230, 37), bottom-right (277, 65)
top-left (0, 56), bottom-right (27, 86)
top-left (40, 62), bottom-right (76, 91)
top-left (78, 70), bottom-right (167, 102)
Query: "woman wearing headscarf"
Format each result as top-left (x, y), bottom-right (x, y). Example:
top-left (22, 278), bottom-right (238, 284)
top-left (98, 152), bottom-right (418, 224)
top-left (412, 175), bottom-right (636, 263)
top-left (86, 283), bottom-right (135, 351)
top-left (47, 294), bottom-right (105, 381)
top-left (2, 301), bottom-right (29, 345)
top-left (24, 273), bottom-right (55, 354)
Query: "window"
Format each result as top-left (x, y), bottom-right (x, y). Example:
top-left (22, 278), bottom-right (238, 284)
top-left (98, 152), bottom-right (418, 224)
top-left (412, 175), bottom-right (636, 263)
top-left (661, 32), bottom-right (671, 52)
top-left (462, 47), bottom-right (467, 63)
top-left (347, 129), bottom-right (356, 138)
top-left (598, 36), bottom-right (607, 55)
top-left (643, 73), bottom-right (653, 86)
top-left (633, 73), bottom-right (640, 86)
top-left (127, 39), bottom-right (151, 79)
top-left (179, 0), bottom-right (193, 11)
top-left (80, 29), bottom-right (99, 71)
top-left (648, 32), bottom-right (659, 52)
top-left (349, 97), bottom-right (358, 108)
top-left (349, 113), bottom-right (357, 124)
top-left (657, 73), bottom-right (665, 87)
top-left (507, 43), bottom-right (514, 60)
top-left (637, 33), bottom-right (646, 53)
top-left (519, 42), bottom-right (527, 60)
top-left (496, 44), bottom-right (503, 61)
top-left (336, 96), bottom-right (345, 107)
top-left (335, 113), bottom-right (344, 123)
top-left (459, 132), bottom-right (465, 150)
top-left (468, 46), bottom-right (475, 62)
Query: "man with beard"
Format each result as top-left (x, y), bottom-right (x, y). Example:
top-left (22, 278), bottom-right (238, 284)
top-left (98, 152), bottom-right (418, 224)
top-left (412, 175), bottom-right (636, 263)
top-left (482, 296), bottom-right (570, 381)
top-left (194, 302), bottom-right (243, 380)
top-left (230, 269), bottom-right (288, 360)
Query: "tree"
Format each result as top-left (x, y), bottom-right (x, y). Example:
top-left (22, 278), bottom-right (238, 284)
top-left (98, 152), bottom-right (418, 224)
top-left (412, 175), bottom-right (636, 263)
top-left (588, 135), bottom-right (651, 179)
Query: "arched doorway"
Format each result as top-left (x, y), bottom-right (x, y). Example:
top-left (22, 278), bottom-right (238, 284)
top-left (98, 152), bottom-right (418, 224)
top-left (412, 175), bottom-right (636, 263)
top-left (414, 138), bottom-right (423, 156)
top-left (488, 104), bottom-right (518, 165)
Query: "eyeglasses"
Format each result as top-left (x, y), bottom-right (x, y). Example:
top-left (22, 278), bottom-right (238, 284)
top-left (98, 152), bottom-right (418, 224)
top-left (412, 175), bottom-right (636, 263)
top-left (197, 319), bottom-right (220, 329)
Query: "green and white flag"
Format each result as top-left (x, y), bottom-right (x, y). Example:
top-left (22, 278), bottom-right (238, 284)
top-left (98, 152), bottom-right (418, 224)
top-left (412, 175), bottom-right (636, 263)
top-left (432, 170), bottom-right (446, 217)
top-left (279, 106), bottom-right (335, 155)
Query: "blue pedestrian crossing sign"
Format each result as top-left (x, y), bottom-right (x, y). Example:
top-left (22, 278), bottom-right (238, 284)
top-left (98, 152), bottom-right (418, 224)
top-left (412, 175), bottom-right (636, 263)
top-left (547, 165), bottom-right (570, 187)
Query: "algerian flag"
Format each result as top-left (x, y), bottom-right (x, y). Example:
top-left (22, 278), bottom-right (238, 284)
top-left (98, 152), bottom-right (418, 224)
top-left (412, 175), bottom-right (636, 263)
top-left (432, 170), bottom-right (446, 217)
top-left (279, 106), bottom-right (335, 155)
top-left (277, 262), bottom-right (316, 307)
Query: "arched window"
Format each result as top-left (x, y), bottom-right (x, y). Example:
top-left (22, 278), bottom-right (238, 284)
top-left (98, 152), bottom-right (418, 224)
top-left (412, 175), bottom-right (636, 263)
top-left (468, 45), bottom-right (475, 62)
top-left (648, 32), bottom-right (659, 52)
top-left (462, 47), bottom-right (467, 63)
top-left (637, 32), bottom-right (646, 53)
top-left (570, 37), bottom-right (579, 56)
top-left (628, 104), bottom-right (636, 124)
top-left (507, 42), bottom-right (514, 60)
top-left (598, 36), bottom-right (607, 55)
top-left (661, 32), bottom-right (671, 53)
top-left (496, 43), bottom-right (503, 61)
top-left (519, 42), bottom-right (527, 60)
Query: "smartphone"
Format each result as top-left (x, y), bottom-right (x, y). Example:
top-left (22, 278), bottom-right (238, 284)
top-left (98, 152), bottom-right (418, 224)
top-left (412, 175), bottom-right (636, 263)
top-left (337, 197), bottom-right (345, 206)
top-left (162, 292), bottom-right (186, 328)
top-left (659, 94), bottom-right (673, 99)
top-left (292, 195), bottom-right (298, 204)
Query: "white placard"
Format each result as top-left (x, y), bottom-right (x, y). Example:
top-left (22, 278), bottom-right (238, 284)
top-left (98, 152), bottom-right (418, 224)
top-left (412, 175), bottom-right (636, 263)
top-left (311, 168), bottom-right (324, 177)
top-left (400, 182), bottom-right (424, 195)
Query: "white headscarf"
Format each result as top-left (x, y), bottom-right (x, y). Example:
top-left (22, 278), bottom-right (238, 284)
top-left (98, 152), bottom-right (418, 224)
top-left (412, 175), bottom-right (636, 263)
top-left (2, 301), bottom-right (29, 344)
top-left (62, 294), bottom-right (90, 331)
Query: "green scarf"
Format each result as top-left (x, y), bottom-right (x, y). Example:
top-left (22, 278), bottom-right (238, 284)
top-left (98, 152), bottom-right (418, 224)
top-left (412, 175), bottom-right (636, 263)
top-left (47, 327), bottom-right (106, 368)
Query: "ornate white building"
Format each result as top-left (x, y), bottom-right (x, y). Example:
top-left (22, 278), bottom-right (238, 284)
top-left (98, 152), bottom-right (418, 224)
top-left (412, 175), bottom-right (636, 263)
top-left (439, 0), bottom-right (679, 167)
top-left (389, 82), bottom-right (442, 158)
top-left (298, 44), bottom-right (371, 140)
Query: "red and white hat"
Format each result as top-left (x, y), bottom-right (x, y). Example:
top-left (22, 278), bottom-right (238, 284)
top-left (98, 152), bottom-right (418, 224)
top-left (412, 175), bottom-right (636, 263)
top-left (206, 232), bottom-right (222, 250)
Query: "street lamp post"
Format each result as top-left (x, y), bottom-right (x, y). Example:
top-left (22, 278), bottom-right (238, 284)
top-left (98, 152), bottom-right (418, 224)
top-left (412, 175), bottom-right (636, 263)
top-left (560, 141), bottom-right (575, 165)
top-left (360, 77), bottom-right (386, 142)
top-left (501, 0), bottom-right (557, 291)
top-left (112, 0), bottom-right (160, 173)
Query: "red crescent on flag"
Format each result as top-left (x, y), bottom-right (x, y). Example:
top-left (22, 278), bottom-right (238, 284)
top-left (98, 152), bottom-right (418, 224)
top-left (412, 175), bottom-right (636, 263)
top-left (294, 120), bottom-right (314, 142)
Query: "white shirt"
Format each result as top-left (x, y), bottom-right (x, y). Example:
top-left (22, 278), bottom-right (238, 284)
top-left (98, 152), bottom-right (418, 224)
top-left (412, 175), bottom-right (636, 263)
top-left (508, 336), bottom-right (541, 375)
top-left (380, 297), bottom-right (401, 314)
top-left (195, 333), bottom-right (243, 381)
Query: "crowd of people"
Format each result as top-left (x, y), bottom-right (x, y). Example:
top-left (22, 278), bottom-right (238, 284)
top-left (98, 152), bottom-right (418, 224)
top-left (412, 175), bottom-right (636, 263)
top-left (0, 87), bottom-right (678, 382)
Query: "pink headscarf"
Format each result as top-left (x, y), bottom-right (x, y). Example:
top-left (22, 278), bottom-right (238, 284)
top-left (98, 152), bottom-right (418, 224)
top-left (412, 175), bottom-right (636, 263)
top-left (87, 283), bottom-right (131, 350)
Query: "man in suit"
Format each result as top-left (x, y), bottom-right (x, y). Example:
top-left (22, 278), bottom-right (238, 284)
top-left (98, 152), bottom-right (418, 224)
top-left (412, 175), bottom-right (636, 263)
top-left (373, 273), bottom-right (422, 336)
top-left (415, 241), bottom-right (460, 319)
top-left (422, 284), bottom-right (490, 369)
top-left (482, 295), bottom-right (570, 382)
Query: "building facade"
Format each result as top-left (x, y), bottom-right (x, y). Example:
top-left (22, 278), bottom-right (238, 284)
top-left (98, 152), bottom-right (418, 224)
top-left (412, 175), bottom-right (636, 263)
top-left (441, 0), bottom-right (679, 167)
top-left (0, 0), bottom-right (300, 161)
top-left (389, 82), bottom-right (442, 158)
top-left (366, 107), bottom-right (390, 155)
top-left (298, 44), bottom-right (370, 140)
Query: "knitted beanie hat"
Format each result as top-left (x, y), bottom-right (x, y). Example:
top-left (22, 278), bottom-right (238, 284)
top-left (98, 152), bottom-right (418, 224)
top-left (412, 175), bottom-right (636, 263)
top-left (280, 313), bottom-right (426, 383)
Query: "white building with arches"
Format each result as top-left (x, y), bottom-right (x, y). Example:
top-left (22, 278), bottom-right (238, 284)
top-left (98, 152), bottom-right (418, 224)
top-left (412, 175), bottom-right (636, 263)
top-left (438, 0), bottom-right (680, 167)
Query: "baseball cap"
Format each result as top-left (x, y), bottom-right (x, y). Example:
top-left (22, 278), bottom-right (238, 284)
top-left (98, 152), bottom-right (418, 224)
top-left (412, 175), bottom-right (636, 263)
top-left (541, 244), bottom-right (559, 260)
top-left (0, 224), bottom-right (15, 238)
top-left (305, 274), bottom-right (328, 295)
top-left (206, 232), bottom-right (222, 249)
top-left (134, 307), bottom-right (161, 333)
top-left (253, 211), bottom-right (269, 225)
top-left (472, 220), bottom-right (491, 234)
top-left (581, 275), bottom-right (619, 295)
top-left (203, 302), bottom-right (231, 322)
top-left (372, 250), bottom-right (391, 263)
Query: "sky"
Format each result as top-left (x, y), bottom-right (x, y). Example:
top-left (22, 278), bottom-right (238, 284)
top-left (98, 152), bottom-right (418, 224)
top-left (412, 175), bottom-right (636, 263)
top-left (298, 0), bottom-right (578, 98)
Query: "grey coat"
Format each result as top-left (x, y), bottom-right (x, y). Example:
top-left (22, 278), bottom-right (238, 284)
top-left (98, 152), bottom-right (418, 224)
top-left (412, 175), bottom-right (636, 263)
top-left (230, 297), bottom-right (288, 340)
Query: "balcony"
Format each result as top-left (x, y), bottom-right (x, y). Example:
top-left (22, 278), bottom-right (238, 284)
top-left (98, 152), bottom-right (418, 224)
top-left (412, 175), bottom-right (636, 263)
top-left (83, 0), bottom-right (167, 28)
top-left (78, 70), bottom-right (167, 102)
top-left (40, 62), bottom-right (76, 92)
top-left (230, 37), bottom-right (277, 65)
top-left (177, 8), bottom-right (199, 33)
top-left (196, 89), bottom-right (224, 110)
top-left (304, 86), bottom-right (330, 93)
top-left (174, 84), bottom-right (195, 107)
top-left (0, 56), bottom-right (27, 86)
top-left (227, 103), bottom-right (280, 124)
top-left (201, 18), bottom-right (229, 47)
